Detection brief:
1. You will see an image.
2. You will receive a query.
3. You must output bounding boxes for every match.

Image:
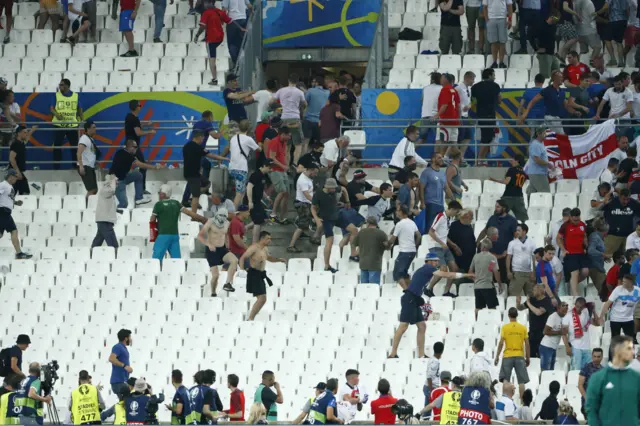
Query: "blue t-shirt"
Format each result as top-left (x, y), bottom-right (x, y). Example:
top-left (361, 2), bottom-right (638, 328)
top-left (486, 214), bottom-right (518, 255)
top-left (397, 184), bottom-right (412, 209)
top-left (630, 258), bottom-right (640, 287)
top-left (523, 87), bottom-right (544, 119)
top-left (407, 263), bottom-right (436, 297)
top-left (309, 390), bottom-right (337, 424)
top-left (419, 166), bottom-right (446, 206)
top-left (536, 260), bottom-right (556, 292)
top-left (305, 87), bottom-right (330, 123)
top-left (528, 139), bottom-right (548, 175)
top-left (223, 88), bottom-right (248, 121)
top-left (110, 343), bottom-right (130, 384)
top-left (541, 86), bottom-right (567, 118)
top-left (193, 119), bottom-right (215, 135)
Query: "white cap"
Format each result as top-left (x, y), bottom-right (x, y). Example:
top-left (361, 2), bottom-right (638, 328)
top-left (159, 184), bottom-right (172, 197)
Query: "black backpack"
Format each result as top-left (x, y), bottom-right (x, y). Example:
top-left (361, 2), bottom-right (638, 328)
top-left (0, 347), bottom-right (12, 377)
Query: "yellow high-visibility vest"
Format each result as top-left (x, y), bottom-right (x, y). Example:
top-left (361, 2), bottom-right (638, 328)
top-left (71, 384), bottom-right (101, 425)
top-left (52, 91), bottom-right (79, 128)
top-left (440, 390), bottom-right (462, 425)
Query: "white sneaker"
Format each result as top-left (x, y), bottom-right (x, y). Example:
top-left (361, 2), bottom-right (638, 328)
top-left (135, 196), bottom-right (152, 206)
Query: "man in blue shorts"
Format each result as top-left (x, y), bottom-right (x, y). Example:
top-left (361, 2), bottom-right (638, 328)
top-left (336, 207), bottom-right (365, 263)
top-left (119, 0), bottom-right (139, 57)
top-left (388, 252), bottom-right (474, 358)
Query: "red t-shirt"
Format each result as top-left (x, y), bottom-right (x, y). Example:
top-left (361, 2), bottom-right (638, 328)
top-left (227, 216), bottom-right (246, 257)
top-left (255, 123), bottom-right (269, 146)
top-left (199, 8), bottom-right (232, 43)
top-left (606, 264), bottom-right (620, 288)
top-left (563, 62), bottom-right (589, 86)
top-left (429, 386), bottom-right (448, 420)
top-left (437, 85), bottom-right (460, 126)
top-left (224, 389), bottom-right (245, 421)
top-left (370, 395), bottom-right (398, 425)
top-left (121, 0), bottom-right (135, 11)
top-left (558, 221), bottom-right (587, 254)
top-left (264, 135), bottom-right (286, 172)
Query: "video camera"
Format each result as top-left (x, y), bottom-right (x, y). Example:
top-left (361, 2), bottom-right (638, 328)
top-left (144, 393), bottom-right (165, 425)
top-left (41, 360), bottom-right (59, 396)
top-left (391, 399), bottom-right (414, 418)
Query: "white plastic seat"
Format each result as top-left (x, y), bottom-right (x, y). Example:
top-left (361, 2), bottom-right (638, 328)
top-left (156, 71), bottom-right (179, 86)
top-left (14, 16), bottom-right (36, 30)
top-left (30, 29), bottom-right (52, 43)
top-left (114, 57), bottom-right (138, 71)
top-left (388, 69), bottom-right (412, 84)
top-left (142, 43), bottom-right (164, 57)
top-left (17, 72), bottom-right (40, 87)
top-left (110, 71), bottom-right (132, 85)
top-left (164, 42), bottom-right (187, 57)
top-left (33, 210), bottom-right (57, 224)
top-left (63, 71), bottom-right (86, 87)
top-left (73, 44), bottom-right (96, 58)
top-left (85, 71), bottom-right (109, 87)
top-left (396, 40), bottom-right (419, 55)
top-left (528, 206), bottom-right (550, 221)
top-left (68, 58), bottom-right (91, 73)
top-left (554, 193), bottom-right (577, 209)
top-left (39, 195), bottom-right (63, 210)
top-left (440, 54), bottom-right (462, 69)
top-left (510, 54), bottom-right (532, 69)
top-left (3, 44), bottom-right (26, 58)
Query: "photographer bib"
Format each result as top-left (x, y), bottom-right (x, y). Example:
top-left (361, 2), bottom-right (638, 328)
top-left (71, 384), bottom-right (100, 425)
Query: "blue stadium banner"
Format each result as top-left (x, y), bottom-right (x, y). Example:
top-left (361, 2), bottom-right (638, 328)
top-left (13, 91), bottom-right (231, 169)
top-left (361, 88), bottom-right (533, 162)
top-left (262, 0), bottom-right (382, 48)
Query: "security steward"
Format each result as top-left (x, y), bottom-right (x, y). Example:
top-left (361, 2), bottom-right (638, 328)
top-left (417, 376), bottom-right (464, 425)
top-left (50, 78), bottom-right (83, 169)
top-left (70, 370), bottom-right (105, 425)
top-left (0, 374), bottom-right (24, 424)
top-left (187, 370), bottom-right (221, 425)
top-left (124, 378), bottom-right (150, 425)
top-left (15, 362), bottom-right (51, 425)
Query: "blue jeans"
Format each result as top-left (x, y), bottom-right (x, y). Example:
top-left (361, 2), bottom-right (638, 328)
top-left (539, 344), bottom-right (557, 371)
top-left (422, 385), bottom-right (432, 417)
top-left (115, 171), bottom-right (144, 208)
top-left (111, 382), bottom-right (129, 395)
top-left (152, 234), bottom-right (181, 262)
top-left (153, 0), bottom-right (166, 39)
top-left (182, 158), bottom-right (212, 204)
top-left (360, 270), bottom-right (381, 284)
top-left (571, 348), bottom-right (591, 371)
top-left (226, 18), bottom-right (247, 64)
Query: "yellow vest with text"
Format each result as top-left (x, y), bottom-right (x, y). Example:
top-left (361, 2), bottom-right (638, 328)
top-left (52, 91), bottom-right (79, 128)
top-left (71, 384), bottom-right (101, 425)
top-left (440, 390), bottom-right (461, 425)
top-left (114, 401), bottom-right (127, 425)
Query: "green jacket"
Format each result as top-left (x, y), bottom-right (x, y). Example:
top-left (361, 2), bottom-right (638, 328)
top-left (586, 363), bottom-right (640, 426)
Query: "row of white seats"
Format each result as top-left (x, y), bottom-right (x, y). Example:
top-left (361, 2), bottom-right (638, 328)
top-left (8, 221), bottom-right (198, 239)
top-left (2, 70), bottom-right (226, 90)
top-left (462, 191), bottom-right (595, 211)
top-left (4, 1), bottom-right (197, 18)
top-left (1, 41), bottom-right (227, 59)
top-left (1, 56), bottom-right (229, 73)
top-left (11, 14), bottom-right (199, 31)
top-left (394, 50), bottom-right (536, 68)
top-left (15, 179), bottom-right (197, 198)
top-left (389, 67), bottom-right (534, 87)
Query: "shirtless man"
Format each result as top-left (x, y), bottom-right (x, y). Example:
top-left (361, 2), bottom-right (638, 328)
top-left (239, 230), bottom-right (286, 320)
top-left (197, 208), bottom-right (239, 297)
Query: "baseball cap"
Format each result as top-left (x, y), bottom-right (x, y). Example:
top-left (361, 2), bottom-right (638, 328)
top-left (238, 204), bottom-right (249, 212)
top-left (353, 169), bottom-right (367, 179)
top-left (314, 382), bottom-right (327, 390)
top-left (134, 378), bottom-right (147, 393)
top-left (159, 184), bottom-right (172, 198)
top-left (440, 371), bottom-right (452, 381)
top-left (425, 252), bottom-right (440, 262)
top-left (79, 370), bottom-right (92, 380)
top-left (226, 73), bottom-right (238, 83)
top-left (5, 169), bottom-right (18, 179)
top-left (127, 377), bottom-right (138, 387)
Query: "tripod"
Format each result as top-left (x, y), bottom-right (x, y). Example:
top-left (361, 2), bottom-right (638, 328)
top-left (47, 396), bottom-right (61, 425)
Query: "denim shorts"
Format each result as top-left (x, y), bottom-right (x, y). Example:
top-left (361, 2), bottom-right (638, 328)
top-left (393, 252), bottom-right (416, 281)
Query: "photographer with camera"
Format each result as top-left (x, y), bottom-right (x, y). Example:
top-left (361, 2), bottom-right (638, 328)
top-left (165, 370), bottom-right (191, 425)
top-left (417, 376), bottom-right (464, 424)
top-left (188, 370), bottom-right (224, 425)
top-left (15, 362), bottom-right (52, 425)
top-left (69, 370), bottom-right (105, 425)
top-left (0, 373), bottom-right (25, 424)
top-left (109, 330), bottom-right (133, 396)
top-left (391, 399), bottom-right (419, 425)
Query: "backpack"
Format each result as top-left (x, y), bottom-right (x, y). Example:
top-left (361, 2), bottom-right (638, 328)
top-left (0, 347), bottom-right (12, 377)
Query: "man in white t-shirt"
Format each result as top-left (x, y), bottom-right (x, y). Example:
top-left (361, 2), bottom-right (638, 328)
top-left (626, 224), bottom-right (640, 250)
top-left (495, 381), bottom-right (519, 421)
top-left (337, 369), bottom-right (368, 419)
top-left (506, 223), bottom-right (537, 297)
top-left (539, 302), bottom-right (569, 370)
top-left (596, 75), bottom-right (634, 119)
top-left (320, 136), bottom-right (350, 169)
top-left (388, 204), bottom-right (421, 289)
top-left (65, 0), bottom-right (91, 45)
top-left (253, 79), bottom-right (277, 124)
top-left (288, 164), bottom-right (319, 253)
top-left (420, 73), bottom-right (443, 141)
top-left (271, 74), bottom-right (308, 165)
top-left (601, 273), bottom-right (640, 339)
top-left (227, 119), bottom-right (260, 208)
top-left (423, 201), bottom-right (463, 297)
top-left (562, 297), bottom-right (601, 370)
top-left (77, 120), bottom-right (99, 198)
top-left (0, 169), bottom-right (32, 259)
